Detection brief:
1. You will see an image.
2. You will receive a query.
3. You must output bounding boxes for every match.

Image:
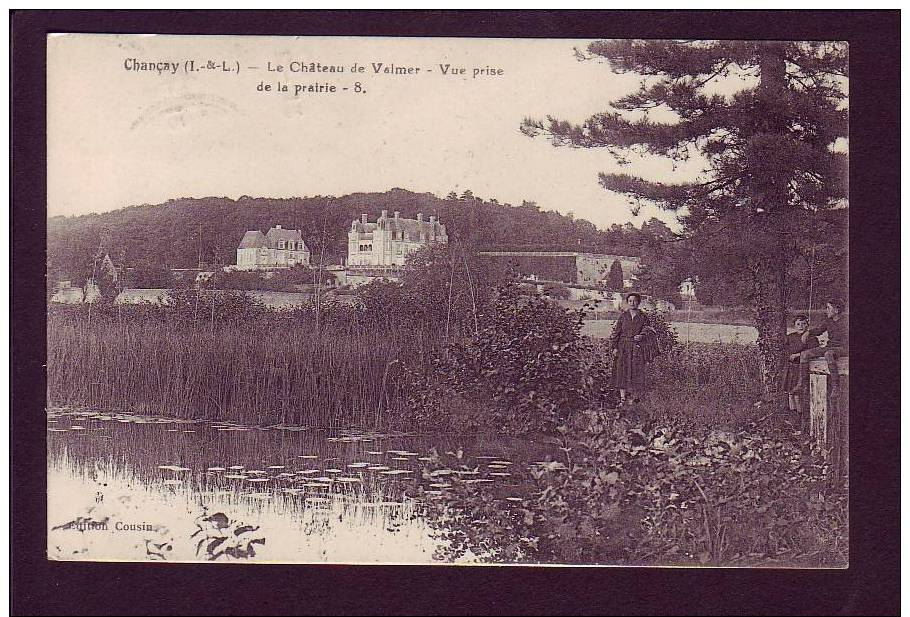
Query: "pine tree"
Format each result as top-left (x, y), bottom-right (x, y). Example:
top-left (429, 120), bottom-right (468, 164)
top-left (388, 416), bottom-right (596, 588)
top-left (522, 40), bottom-right (848, 395)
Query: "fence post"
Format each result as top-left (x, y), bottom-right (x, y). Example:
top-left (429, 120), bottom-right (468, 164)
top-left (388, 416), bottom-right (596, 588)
top-left (808, 356), bottom-right (849, 483)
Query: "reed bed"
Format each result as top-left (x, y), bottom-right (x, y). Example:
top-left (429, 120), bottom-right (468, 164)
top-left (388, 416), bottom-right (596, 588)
top-left (47, 310), bottom-right (435, 428)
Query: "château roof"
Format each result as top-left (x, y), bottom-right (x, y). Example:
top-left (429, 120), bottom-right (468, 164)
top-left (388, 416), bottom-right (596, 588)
top-left (350, 214), bottom-right (447, 241)
top-left (266, 226), bottom-right (304, 245)
top-left (239, 230), bottom-right (269, 249)
top-left (238, 226), bottom-right (308, 251)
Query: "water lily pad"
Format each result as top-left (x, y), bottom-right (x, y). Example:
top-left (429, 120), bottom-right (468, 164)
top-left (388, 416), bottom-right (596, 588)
top-left (158, 465), bottom-right (191, 472)
top-left (207, 467), bottom-right (226, 472)
top-left (246, 478), bottom-right (271, 483)
top-left (380, 469), bottom-right (412, 476)
top-left (224, 474), bottom-right (247, 480)
top-left (335, 477), bottom-right (362, 483)
top-left (162, 479), bottom-right (183, 486)
top-left (368, 466), bottom-right (390, 471)
top-left (267, 465), bottom-right (285, 469)
top-left (347, 462), bottom-right (369, 468)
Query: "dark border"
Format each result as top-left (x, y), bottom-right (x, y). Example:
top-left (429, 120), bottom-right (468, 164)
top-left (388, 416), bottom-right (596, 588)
top-left (11, 10), bottom-right (900, 616)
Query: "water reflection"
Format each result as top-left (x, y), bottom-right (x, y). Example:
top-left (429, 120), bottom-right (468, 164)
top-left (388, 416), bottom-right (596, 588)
top-left (47, 409), bottom-right (558, 564)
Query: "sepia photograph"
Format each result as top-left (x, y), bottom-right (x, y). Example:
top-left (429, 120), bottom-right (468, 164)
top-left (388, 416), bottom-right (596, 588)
top-left (40, 31), bottom-right (855, 569)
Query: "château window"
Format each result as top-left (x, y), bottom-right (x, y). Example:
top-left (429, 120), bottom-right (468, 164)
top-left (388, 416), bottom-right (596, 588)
top-left (278, 240), bottom-right (286, 249)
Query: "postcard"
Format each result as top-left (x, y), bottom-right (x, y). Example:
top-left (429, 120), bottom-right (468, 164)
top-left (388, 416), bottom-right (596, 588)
top-left (46, 33), bottom-right (849, 567)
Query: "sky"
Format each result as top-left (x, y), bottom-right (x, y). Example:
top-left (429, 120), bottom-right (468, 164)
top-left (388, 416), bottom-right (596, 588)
top-left (47, 34), bottom-right (710, 229)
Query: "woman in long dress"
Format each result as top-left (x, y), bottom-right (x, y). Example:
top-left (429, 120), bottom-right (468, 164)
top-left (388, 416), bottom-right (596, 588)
top-left (610, 293), bottom-right (656, 405)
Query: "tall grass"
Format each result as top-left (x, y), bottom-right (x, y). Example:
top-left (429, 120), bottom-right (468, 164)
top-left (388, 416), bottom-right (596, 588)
top-left (47, 310), bottom-right (434, 428)
top-left (48, 293), bottom-right (768, 433)
top-left (646, 342), bottom-right (763, 428)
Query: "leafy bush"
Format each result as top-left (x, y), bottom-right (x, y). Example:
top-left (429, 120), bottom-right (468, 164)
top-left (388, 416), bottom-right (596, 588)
top-left (643, 309), bottom-right (678, 355)
top-left (406, 282), bottom-right (611, 434)
top-left (423, 408), bottom-right (848, 566)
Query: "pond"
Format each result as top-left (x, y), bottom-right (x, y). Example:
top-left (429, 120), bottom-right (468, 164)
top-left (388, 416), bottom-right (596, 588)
top-left (47, 408), bottom-right (559, 564)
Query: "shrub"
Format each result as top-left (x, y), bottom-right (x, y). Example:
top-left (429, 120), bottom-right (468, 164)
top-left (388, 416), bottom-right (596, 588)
top-left (422, 408), bottom-right (848, 566)
top-left (406, 282), bottom-right (611, 434)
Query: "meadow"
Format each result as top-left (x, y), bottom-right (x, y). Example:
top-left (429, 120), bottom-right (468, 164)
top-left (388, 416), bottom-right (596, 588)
top-left (46, 282), bottom-right (846, 567)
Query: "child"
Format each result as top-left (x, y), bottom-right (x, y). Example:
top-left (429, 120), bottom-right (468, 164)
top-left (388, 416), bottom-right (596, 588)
top-left (784, 315), bottom-right (819, 413)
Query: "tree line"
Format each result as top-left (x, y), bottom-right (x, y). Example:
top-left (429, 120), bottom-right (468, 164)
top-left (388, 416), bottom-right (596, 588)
top-left (47, 189), bottom-right (667, 288)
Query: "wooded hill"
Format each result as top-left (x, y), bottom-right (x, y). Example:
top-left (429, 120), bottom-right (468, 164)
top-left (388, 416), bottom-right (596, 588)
top-left (47, 188), bottom-right (667, 284)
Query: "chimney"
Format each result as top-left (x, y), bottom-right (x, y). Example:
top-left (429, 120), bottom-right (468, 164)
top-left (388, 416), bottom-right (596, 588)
top-left (361, 213), bottom-right (367, 224)
top-left (381, 209), bottom-right (388, 219)
top-left (429, 215), bottom-right (436, 225)
top-left (394, 211), bottom-right (400, 219)
top-left (276, 224), bottom-right (282, 229)
top-left (417, 213), bottom-right (423, 222)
